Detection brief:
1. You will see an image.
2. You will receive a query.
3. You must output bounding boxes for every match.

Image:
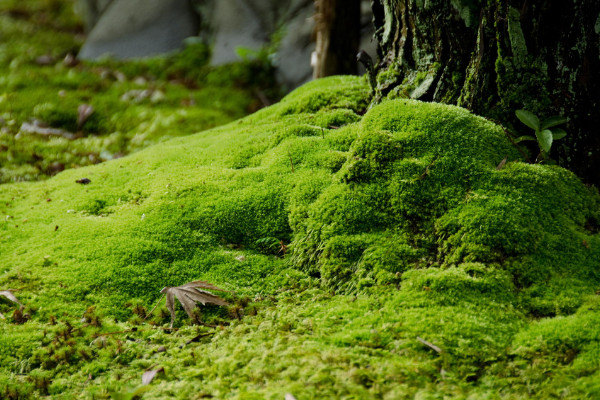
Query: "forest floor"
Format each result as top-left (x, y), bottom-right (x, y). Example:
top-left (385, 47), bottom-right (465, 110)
top-left (1, 1), bottom-right (600, 400)
top-left (0, 0), bottom-right (278, 184)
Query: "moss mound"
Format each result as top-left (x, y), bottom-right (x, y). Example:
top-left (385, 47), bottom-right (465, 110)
top-left (0, 76), bottom-right (599, 398)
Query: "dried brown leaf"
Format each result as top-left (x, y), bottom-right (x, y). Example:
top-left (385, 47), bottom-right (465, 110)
top-left (160, 280), bottom-right (228, 328)
top-left (20, 121), bottom-right (76, 140)
top-left (12, 308), bottom-right (27, 324)
top-left (180, 280), bottom-right (228, 292)
top-left (121, 89), bottom-right (153, 103)
top-left (63, 53), bottom-right (79, 67)
top-left (0, 290), bottom-right (23, 308)
top-left (496, 156), bottom-right (508, 170)
top-left (77, 104), bottom-right (94, 129)
top-left (142, 367), bottom-right (164, 385)
top-left (164, 289), bottom-right (176, 328)
top-left (35, 55), bottom-right (54, 65)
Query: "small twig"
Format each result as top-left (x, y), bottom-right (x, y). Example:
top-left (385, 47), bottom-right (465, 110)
top-left (535, 152), bottom-right (544, 163)
top-left (142, 293), bottom-right (165, 323)
top-left (93, 329), bottom-right (136, 338)
top-left (418, 155), bottom-right (439, 180)
top-left (20, 121), bottom-right (77, 140)
top-left (496, 156), bottom-right (508, 170)
top-left (92, 325), bottom-right (181, 339)
top-left (159, 326), bottom-right (179, 332)
top-left (417, 336), bottom-right (442, 353)
top-left (253, 88), bottom-right (272, 107)
top-left (179, 332), bottom-right (215, 348)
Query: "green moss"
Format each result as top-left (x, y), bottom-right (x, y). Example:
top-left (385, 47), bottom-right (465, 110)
top-left (277, 76), bottom-right (369, 116)
top-left (494, 55), bottom-right (551, 118)
top-left (0, 72), bottom-right (599, 399)
top-left (450, 0), bottom-right (482, 27)
top-left (0, 0), bottom-right (279, 184)
top-left (507, 6), bottom-right (528, 65)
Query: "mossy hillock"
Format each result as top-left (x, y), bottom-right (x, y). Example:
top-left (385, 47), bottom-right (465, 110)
top-left (0, 76), bottom-right (599, 398)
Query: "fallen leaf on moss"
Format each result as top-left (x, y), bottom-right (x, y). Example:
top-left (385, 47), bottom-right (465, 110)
top-left (63, 53), bottom-right (78, 67)
top-left (12, 308), bottom-right (28, 324)
top-left (160, 280), bottom-right (228, 328)
top-left (121, 89), bottom-right (152, 103)
top-left (142, 367), bottom-right (164, 385)
top-left (0, 289), bottom-right (24, 318)
top-left (35, 54), bottom-right (54, 65)
top-left (77, 104), bottom-right (94, 129)
top-left (20, 120), bottom-right (76, 140)
top-left (496, 156), bottom-right (508, 170)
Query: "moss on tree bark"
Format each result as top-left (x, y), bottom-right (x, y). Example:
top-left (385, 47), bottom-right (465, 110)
top-left (371, 0), bottom-right (600, 186)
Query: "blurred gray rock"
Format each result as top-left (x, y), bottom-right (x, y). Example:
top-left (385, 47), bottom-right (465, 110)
top-left (78, 0), bottom-right (199, 60)
top-left (76, 0), bottom-right (112, 30)
top-left (77, 0), bottom-right (376, 89)
top-left (206, 0), bottom-right (271, 66)
top-left (274, 4), bottom-right (315, 90)
top-left (202, 0), bottom-right (309, 65)
top-left (205, 0), bottom-right (375, 89)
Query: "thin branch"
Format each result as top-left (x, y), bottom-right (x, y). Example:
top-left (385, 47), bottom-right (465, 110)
top-left (141, 293), bottom-right (165, 323)
top-left (179, 332), bottom-right (215, 348)
top-left (417, 336), bottom-right (442, 353)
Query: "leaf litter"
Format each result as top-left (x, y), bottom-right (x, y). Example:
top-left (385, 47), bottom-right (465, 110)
top-left (0, 289), bottom-right (24, 320)
top-left (160, 280), bottom-right (228, 328)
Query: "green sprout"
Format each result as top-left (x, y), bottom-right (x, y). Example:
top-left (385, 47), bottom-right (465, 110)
top-left (515, 109), bottom-right (567, 162)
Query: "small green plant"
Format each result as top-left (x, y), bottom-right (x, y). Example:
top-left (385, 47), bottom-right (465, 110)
top-left (515, 109), bottom-right (567, 162)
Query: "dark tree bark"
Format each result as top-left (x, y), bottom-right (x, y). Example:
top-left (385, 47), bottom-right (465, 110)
top-left (371, 0), bottom-right (600, 186)
top-left (313, 0), bottom-right (361, 78)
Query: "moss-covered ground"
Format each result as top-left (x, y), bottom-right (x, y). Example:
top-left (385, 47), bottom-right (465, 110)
top-left (1, 72), bottom-right (599, 398)
top-left (2, 2), bottom-right (600, 399)
top-left (0, 0), bottom-right (278, 184)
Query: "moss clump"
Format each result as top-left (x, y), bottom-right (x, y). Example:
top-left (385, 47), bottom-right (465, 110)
top-left (290, 98), bottom-right (599, 313)
top-left (0, 75), bottom-right (599, 398)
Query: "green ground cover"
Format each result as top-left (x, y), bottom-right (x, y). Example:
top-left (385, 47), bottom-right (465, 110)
top-left (0, 74), bottom-right (599, 399)
top-left (2, 1), bottom-right (600, 399)
top-left (0, 0), bottom-right (277, 184)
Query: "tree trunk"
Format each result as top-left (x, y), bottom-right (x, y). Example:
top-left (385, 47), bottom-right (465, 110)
top-left (371, 0), bottom-right (600, 186)
top-left (313, 0), bottom-right (361, 78)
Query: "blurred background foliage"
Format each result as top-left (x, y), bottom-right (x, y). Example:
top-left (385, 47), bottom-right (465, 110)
top-left (0, 0), bottom-right (280, 184)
